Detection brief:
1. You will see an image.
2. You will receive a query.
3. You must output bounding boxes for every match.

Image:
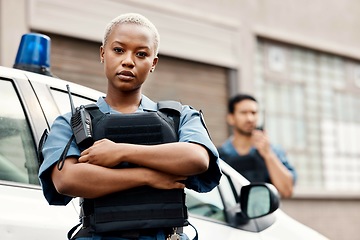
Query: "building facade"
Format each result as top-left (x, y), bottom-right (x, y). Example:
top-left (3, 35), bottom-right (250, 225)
top-left (1, 0), bottom-right (360, 239)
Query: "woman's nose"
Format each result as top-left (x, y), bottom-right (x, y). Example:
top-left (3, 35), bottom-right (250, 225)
top-left (122, 53), bottom-right (135, 67)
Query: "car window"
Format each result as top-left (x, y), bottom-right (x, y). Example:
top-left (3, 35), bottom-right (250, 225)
top-left (50, 88), bottom-right (96, 115)
top-left (185, 170), bottom-right (240, 224)
top-left (0, 80), bottom-right (39, 185)
top-left (186, 184), bottom-right (226, 223)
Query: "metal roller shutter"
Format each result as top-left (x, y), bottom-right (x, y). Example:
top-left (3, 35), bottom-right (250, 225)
top-left (48, 33), bottom-right (228, 145)
top-left (144, 56), bottom-right (229, 146)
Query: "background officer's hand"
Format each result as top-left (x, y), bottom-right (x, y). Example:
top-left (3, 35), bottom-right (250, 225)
top-left (251, 129), bottom-right (271, 157)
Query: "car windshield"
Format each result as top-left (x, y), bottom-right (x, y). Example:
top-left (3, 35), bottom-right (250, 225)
top-left (50, 88), bottom-right (96, 115)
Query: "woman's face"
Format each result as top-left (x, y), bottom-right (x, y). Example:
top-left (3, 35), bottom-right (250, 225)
top-left (100, 23), bottom-right (158, 93)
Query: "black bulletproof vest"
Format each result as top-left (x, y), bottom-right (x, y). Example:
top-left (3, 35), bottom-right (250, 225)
top-left (80, 101), bottom-right (188, 233)
top-left (218, 149), bottom-right (270, 183)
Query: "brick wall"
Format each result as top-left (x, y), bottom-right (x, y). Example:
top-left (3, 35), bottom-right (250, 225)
top-left (281, 198), bottom-right (360, 240)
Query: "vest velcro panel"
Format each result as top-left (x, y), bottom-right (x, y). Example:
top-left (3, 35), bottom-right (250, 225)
top-left (92, 112), bottom-right (178, 145)
top-left (82, 103), bottom-right (186, 233)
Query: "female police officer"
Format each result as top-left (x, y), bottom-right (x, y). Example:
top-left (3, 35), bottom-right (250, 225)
top-left (39, 13), bottom-right (221, 240)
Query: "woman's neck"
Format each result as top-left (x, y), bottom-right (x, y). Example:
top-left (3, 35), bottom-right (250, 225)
top-left (105, 90), bottom-right (142, 113)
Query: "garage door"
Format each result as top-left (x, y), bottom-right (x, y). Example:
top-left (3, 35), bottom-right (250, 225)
top-left (144, 56), bottom-right (229, 146)
top-left (47, 33), bottom-right (228, 146)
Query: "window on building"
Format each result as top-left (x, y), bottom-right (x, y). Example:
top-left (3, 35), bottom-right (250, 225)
top-left (254, 39), bottom-right (360, 192)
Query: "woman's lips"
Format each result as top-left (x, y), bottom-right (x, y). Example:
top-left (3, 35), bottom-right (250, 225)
top-left (117, 70), bottom-right (135, 80)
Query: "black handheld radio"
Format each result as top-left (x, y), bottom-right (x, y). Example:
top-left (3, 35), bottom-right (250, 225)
top-left (66, 84), bottom-right (94, 149)
top-left (256, 110), bottom-right (266, 131)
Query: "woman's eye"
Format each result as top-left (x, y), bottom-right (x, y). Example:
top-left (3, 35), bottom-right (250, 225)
top-left (137, 52), bottom-right (148, 57)
top-left (114, 47), bottom-right (124, 53)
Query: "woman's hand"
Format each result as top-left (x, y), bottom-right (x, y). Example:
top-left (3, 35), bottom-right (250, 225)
top-left (78, 139), bottom-right (121, 168)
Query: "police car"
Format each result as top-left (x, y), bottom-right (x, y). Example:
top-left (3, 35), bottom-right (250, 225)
top-left (0, 33), bottom-right (329, 240)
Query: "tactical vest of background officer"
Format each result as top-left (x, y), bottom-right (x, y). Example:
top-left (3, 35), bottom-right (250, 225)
top-left (218, 148), bottom-right (270, 183)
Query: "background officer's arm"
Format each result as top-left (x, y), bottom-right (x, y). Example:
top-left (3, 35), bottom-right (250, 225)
top-left (252, 130), bottom-right (294, 198)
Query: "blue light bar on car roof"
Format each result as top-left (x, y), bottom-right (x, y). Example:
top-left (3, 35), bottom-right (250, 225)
top-left (13, 33), bottom-right (53, 76)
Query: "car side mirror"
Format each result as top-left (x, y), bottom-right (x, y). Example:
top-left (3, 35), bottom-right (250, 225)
top-left (239, 183), bottom-right (280, 219)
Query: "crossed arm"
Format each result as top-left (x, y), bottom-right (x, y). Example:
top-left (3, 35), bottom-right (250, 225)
top-left (51, 139), bottom-right (210, 199)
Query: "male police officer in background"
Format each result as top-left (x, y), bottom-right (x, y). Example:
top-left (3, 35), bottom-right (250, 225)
top-left (218, 94), bottom-right (296, 198)
top-left (39, 13), bottom-right (221, 240)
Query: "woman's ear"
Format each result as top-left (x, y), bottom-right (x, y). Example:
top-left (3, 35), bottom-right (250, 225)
top-left (100, 45), bottom-right (105, 63)
top-left (151, 57), bottom-right (159, 72)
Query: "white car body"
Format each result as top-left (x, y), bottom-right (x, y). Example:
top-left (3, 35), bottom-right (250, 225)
top-left (0, 66), bottom-right (328, 240)
top-left (183, 160), bottom-right (328, 240)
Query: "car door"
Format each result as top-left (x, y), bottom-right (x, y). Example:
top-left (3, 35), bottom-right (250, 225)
top-left (0, 75), bottom-right (79, 239)
top-left (184, 161), bottom-right (262, 240)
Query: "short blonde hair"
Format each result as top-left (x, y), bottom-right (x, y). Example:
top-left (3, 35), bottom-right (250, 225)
top-left (102, 13), bottom-right (160, 55)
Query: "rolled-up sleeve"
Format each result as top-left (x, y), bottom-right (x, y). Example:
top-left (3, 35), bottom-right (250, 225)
top-left (38, 113), bottom-right (80, 205)
top-left (178, 106), bottom-right (222, 192)
top-left (272, 145), bottom-right (297, 184)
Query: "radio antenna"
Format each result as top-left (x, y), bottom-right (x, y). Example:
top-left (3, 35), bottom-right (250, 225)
top-left (66, 84), bottom-right (76, 115)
